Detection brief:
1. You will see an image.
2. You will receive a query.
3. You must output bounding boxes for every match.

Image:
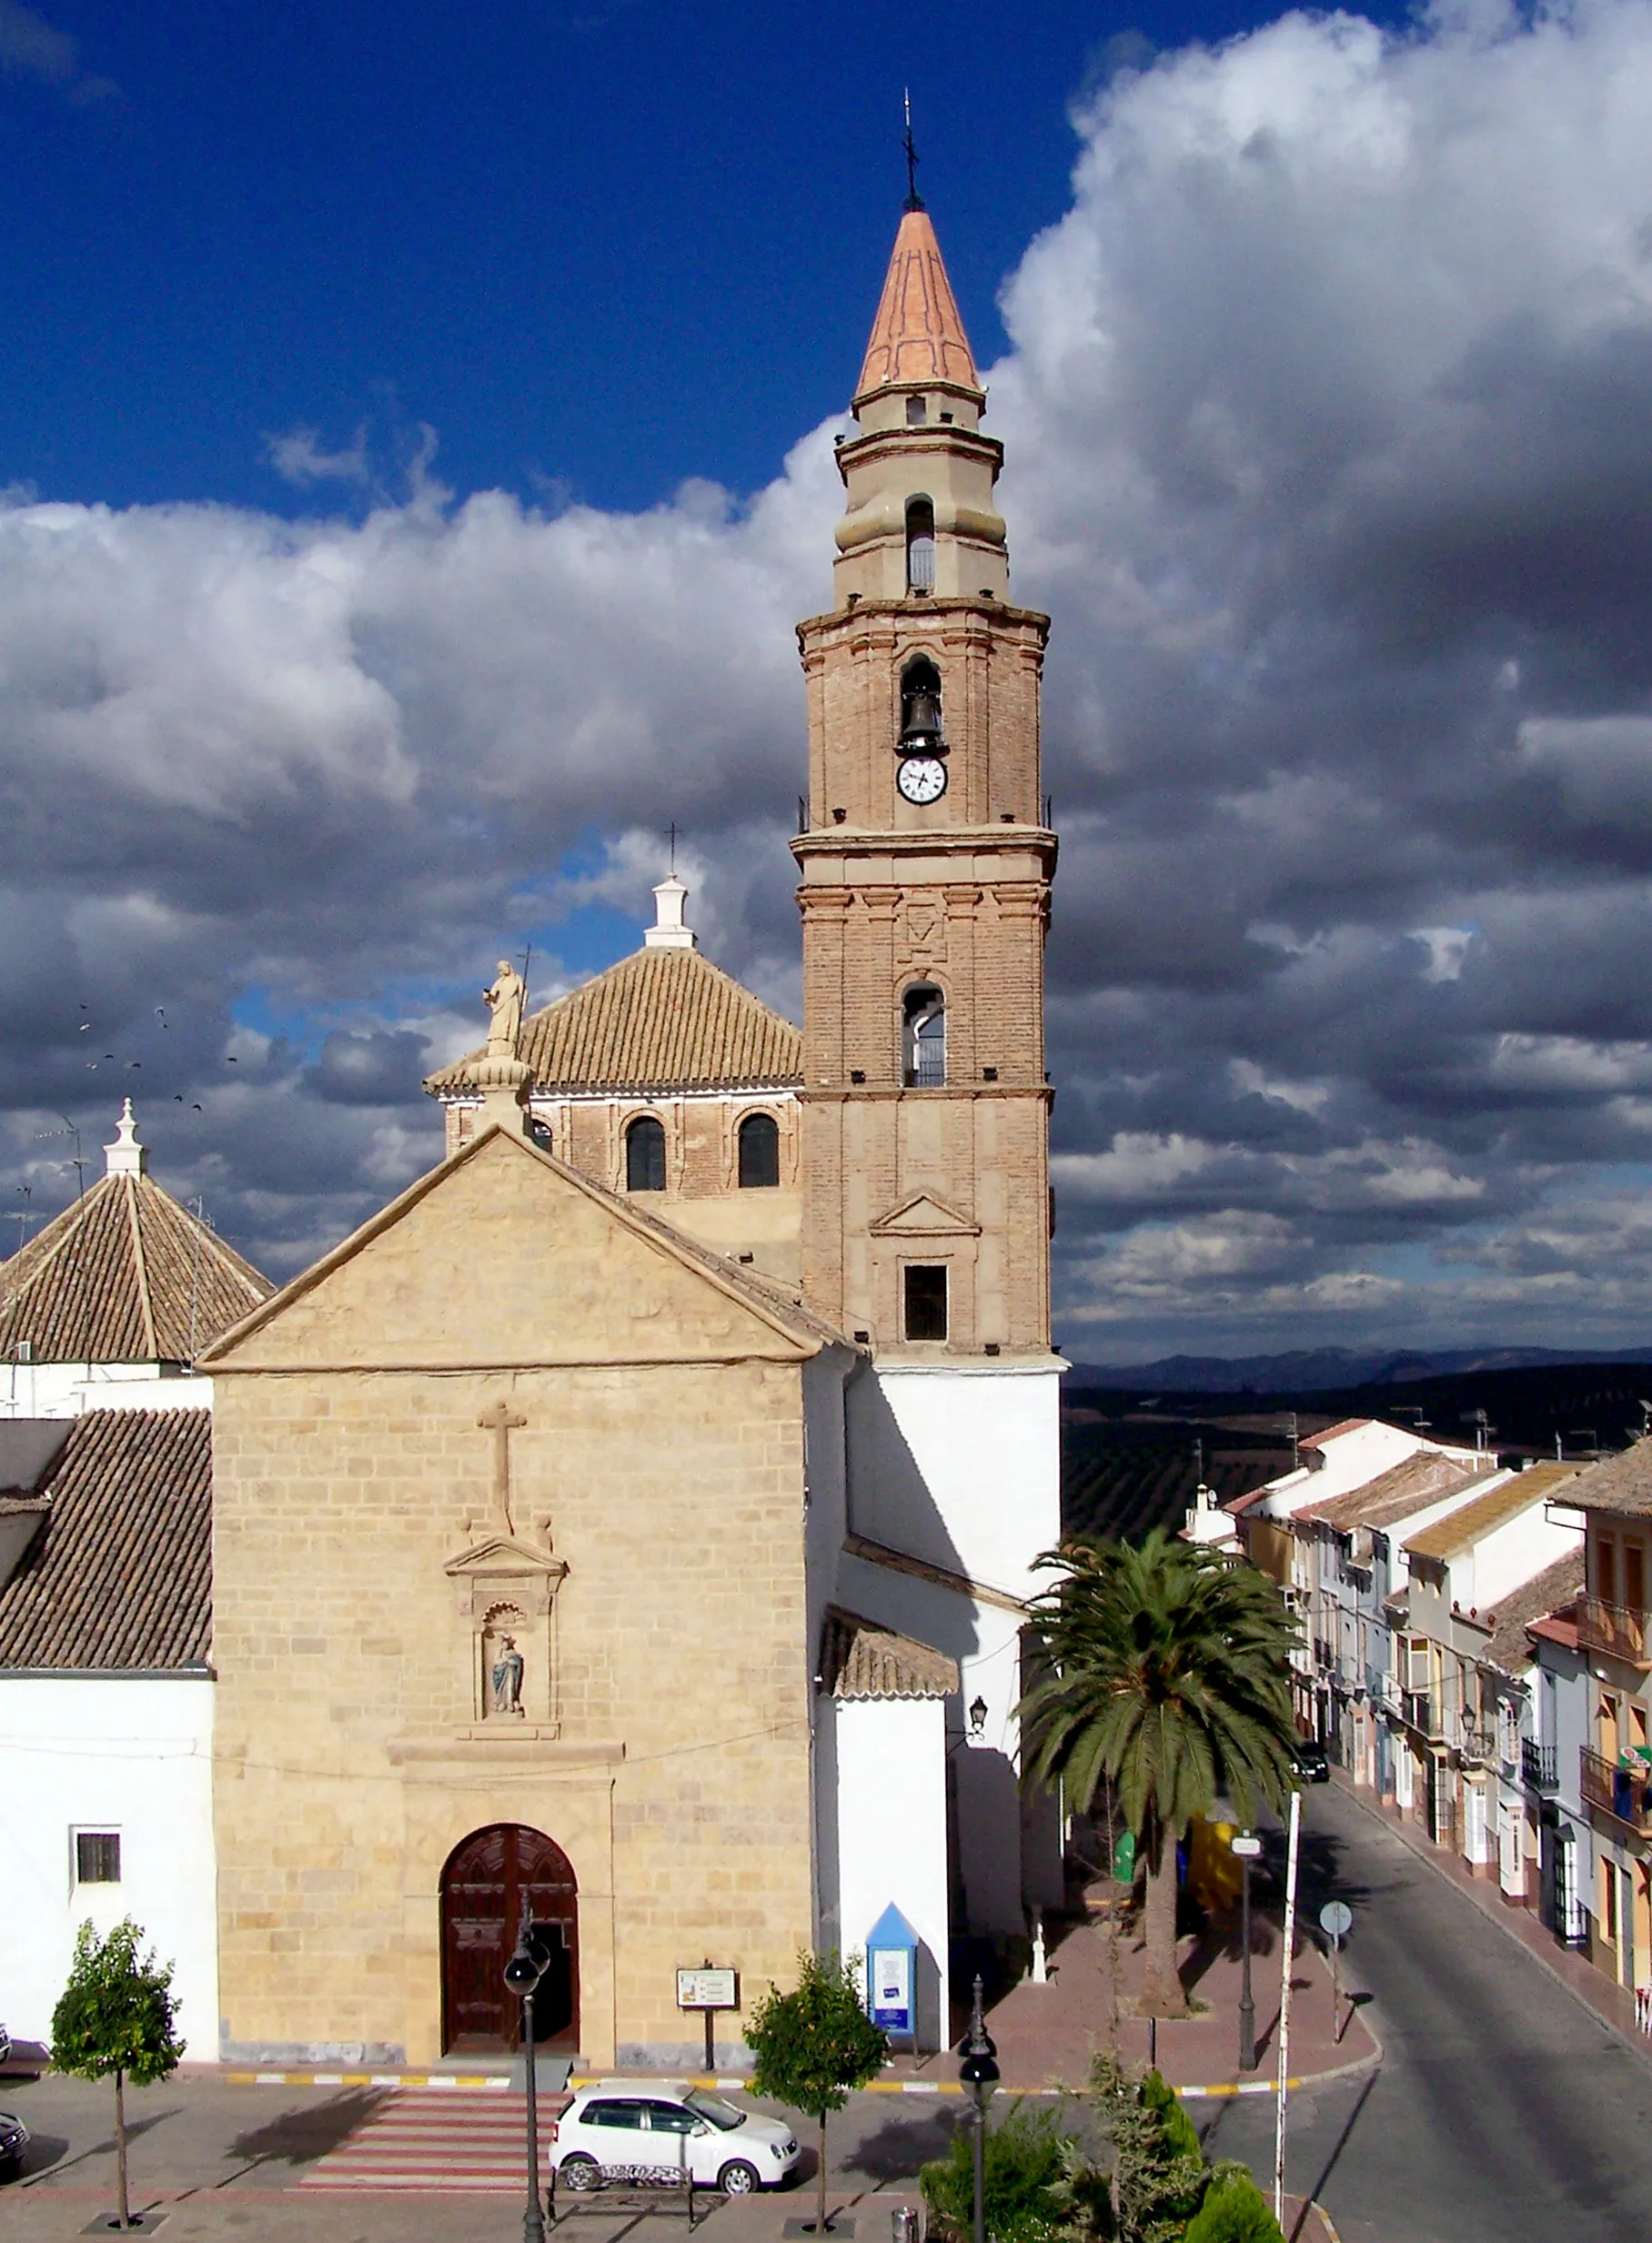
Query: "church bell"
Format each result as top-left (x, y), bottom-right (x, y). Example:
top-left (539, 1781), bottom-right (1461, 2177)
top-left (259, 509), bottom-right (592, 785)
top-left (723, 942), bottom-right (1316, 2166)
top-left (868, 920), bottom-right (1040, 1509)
top-left (899, 685), bottom-right (944, 755)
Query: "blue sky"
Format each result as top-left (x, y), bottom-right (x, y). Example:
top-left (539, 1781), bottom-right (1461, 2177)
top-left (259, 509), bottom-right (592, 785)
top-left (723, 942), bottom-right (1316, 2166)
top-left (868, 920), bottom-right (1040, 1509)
top-left (4, 0), bottom-right (1394, 515)
top-left (11, 0), bottom-right (1652, 1359)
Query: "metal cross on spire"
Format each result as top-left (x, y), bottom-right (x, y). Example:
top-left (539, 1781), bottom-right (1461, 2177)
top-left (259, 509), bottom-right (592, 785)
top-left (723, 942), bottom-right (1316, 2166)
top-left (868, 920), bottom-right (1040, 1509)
top-left (903, 88), bottom-right (923, 212)
top-left (667, 821), bottom-right (680, 872)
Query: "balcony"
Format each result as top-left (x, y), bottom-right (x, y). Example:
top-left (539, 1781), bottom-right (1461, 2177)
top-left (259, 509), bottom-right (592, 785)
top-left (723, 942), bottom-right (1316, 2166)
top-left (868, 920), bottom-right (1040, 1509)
top-left (1580, 1746), bottom-right (1652, 1835)
top-left (1402, 1688), bottom-right (1444, 1739)
top-left (1576, 1596), bottom-right (1651, 1668)
top-left (1450, 1714), bottom-right (1498, 1767)
top-left (1522, 1738), bottom-right (1558, 1792)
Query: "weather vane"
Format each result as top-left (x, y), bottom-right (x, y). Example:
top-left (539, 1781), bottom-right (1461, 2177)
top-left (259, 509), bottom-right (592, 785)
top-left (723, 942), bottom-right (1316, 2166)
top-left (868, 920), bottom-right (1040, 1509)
top-left (903, 88), bottom-right (923, 212)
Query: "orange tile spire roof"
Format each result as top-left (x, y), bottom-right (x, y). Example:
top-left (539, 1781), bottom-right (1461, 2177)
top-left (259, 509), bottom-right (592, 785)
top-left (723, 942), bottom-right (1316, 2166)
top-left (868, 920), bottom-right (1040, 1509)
top-left (854, 206), bottom-right (982, 402)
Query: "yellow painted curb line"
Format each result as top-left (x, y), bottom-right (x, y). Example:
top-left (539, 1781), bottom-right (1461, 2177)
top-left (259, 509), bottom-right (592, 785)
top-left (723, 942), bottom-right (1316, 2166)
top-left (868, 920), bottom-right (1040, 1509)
top-left (225, 2068), bottom-right (1331, 2097)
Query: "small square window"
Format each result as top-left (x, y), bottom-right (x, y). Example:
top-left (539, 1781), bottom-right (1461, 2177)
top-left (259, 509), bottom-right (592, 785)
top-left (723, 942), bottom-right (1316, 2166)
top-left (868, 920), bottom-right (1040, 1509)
top-left (76, 1831), bottom-right (121, 1884)
top-left (906, 395), bottom-right (927, 426)
top-left (903, 1264), bottom-right (948, 1343)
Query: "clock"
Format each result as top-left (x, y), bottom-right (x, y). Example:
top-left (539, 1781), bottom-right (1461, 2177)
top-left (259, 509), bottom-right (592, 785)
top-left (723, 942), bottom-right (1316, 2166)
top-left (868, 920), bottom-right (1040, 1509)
top-left (897, 755), bottom-right (948, 804)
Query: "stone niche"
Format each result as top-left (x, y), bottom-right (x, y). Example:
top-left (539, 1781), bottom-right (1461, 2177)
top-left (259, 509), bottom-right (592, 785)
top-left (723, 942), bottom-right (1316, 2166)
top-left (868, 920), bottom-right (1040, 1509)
top-left (445, 1536), bottom-right (568, 1737)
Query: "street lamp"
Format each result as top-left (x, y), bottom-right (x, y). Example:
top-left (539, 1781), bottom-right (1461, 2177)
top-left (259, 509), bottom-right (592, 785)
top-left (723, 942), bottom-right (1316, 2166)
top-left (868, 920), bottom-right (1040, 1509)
top-left (957, 1974), bottom-right (1000, 2243)
top-left (1231, 1831), bottom-right (1263, 2073)
top-left (503, 1908), bottom-right (550, 2243)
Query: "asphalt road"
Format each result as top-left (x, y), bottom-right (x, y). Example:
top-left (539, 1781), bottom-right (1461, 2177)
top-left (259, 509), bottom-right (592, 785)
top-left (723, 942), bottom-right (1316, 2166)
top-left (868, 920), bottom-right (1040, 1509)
top-left (1196, 1782), bottom-right (1652, 2243)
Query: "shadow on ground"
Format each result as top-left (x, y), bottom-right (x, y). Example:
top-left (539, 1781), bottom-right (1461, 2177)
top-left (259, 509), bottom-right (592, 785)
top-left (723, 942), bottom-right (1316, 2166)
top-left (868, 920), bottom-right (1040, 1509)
top-left (227, 2087), bottom-right (387, 2172)
top-left (838, 2110), bottom-right (960, 2186)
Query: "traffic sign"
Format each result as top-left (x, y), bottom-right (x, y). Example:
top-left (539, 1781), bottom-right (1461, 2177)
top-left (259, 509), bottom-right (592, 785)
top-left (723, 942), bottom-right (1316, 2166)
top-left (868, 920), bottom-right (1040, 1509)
top-left (1319, 1900), bottom-right (1353, 1940)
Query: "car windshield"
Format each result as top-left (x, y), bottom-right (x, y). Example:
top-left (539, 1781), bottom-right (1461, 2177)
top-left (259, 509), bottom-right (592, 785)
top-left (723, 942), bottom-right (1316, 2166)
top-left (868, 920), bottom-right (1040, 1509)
top-left (685, 2091), bottom-right (747, 2132)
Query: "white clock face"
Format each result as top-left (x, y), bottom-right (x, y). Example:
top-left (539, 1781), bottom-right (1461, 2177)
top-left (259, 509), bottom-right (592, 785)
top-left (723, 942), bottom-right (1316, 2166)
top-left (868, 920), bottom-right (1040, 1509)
top-left (897, 755), bottom-right (948, 804)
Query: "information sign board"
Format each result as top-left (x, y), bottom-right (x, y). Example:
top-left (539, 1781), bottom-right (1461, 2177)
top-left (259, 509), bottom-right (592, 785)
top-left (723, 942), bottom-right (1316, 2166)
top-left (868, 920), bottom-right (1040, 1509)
top-left (676, 1966), bottom-right (738, 2011)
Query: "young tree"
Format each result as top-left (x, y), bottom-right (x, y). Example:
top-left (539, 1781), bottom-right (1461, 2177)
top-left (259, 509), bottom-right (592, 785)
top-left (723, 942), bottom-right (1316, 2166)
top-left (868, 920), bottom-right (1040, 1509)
top-left (746, 1950), bottom-right (887, 2234)
top-left (1021, 1529), bottom-right (1300, 2017)
top-left (51, 1918), bottom-right (185, 2230)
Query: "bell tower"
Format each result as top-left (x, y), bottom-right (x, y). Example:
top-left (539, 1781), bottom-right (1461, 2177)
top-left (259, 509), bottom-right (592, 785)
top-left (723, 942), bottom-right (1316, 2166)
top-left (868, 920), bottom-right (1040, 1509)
top-left (793, 197), bottom-right (1056, 1362)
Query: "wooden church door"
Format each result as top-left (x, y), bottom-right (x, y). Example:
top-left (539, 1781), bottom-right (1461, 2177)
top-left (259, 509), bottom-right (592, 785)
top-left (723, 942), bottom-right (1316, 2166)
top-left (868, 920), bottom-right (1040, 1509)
top-left (440, 1824), bottom-right (579, 2053)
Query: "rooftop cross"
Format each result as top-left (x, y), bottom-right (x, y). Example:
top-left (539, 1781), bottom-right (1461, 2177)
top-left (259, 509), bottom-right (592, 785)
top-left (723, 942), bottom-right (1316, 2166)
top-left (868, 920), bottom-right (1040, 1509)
top-left (902, 88), bottom-right (922, 212)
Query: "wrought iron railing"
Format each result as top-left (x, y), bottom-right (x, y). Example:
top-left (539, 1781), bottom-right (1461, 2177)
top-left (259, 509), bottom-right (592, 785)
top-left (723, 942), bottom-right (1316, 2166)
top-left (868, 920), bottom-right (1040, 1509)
top-left (1581, 1745), bottom-right (1652, 1833)
top-left (1577, 1596), bottom-right (1650, 1666)
top-left (1521, 1738), bottom-right (1557, 1792)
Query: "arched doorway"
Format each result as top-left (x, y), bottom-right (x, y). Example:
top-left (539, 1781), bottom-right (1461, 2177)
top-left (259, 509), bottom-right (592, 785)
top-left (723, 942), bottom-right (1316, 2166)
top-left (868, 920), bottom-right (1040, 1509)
top-left (440, 1824), bottom-right (579, 2054)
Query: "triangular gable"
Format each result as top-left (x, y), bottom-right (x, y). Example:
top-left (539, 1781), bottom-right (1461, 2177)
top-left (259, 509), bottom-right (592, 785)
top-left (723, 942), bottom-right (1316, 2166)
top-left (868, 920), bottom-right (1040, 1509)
top-left (868, 1192), bottom-right (981, 1240)
top-left (203, 1125), bottom-right (823, 1373)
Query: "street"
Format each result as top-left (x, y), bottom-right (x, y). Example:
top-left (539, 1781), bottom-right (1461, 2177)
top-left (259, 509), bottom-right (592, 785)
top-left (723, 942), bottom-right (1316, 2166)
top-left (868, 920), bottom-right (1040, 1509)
top-left (1200, 1782), bottom-right (1652, 2243)
top-left (5, 1781), bottom-right (1652, 2240)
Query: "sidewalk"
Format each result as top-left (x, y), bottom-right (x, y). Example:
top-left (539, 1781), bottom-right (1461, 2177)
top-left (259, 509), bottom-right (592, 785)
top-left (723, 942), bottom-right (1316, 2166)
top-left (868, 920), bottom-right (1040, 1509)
top-left (1329, 1765), bottom-right (1652, 2065)
top-left (917, 1895), bottom-right (1378, 2099)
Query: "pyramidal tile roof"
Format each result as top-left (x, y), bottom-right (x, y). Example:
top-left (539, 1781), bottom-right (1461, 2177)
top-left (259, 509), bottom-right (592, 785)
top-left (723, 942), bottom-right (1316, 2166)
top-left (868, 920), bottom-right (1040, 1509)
top-left (0, 1407), bottom-right (212, 1670)
top-left (0, 1108), bottom-right (271, 1364)
top-left (427, 944), bottom-right (803, 1099)
top-left (855, 206), bottom-right (982, 401)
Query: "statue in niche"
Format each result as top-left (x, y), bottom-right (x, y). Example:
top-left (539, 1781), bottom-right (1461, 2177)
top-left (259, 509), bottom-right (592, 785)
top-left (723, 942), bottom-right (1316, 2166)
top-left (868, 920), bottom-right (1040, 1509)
top-left (483, 960), bottom-right (526, 1057)
top-left (489, 1634), bottom-right (526, 1718)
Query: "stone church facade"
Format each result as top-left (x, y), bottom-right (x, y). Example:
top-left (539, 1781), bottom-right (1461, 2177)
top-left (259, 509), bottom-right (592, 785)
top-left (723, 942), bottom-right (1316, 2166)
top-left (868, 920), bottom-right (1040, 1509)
top-left (204, 195), bottom-right (1063, 2067)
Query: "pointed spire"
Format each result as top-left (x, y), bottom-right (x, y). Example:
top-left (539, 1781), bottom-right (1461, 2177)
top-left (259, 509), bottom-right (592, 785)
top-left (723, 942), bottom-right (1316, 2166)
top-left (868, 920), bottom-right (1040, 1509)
top-left (854, 207), bottom-right (982, 405)
top-left (644, 872), bottom-right (697, 950)
top-left (104, 1097), bottom-right (146, 1179)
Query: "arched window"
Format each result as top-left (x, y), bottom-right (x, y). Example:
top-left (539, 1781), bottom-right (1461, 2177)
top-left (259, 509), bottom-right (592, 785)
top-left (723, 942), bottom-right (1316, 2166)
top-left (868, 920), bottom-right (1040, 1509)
top-left (738, 1111), bottom-right (781, 1190)
top-left (625, 1113), bottom-right (666, 1192)
top-left (903, 984), bottom-right (946, 1088)
top-left (905, 496), bottom-right (935, 593)
top-left (899, 657), bottom-right (942, 752)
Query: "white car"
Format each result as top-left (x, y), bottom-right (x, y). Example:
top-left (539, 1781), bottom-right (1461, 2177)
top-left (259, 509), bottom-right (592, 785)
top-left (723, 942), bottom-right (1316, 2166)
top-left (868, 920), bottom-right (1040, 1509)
top-left (549, 2081), bottom-right (799, 2195)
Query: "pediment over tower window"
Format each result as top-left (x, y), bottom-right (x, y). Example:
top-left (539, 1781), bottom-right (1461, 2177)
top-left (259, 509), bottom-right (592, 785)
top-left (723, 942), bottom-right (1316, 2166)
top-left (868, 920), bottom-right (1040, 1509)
top-left (869, 1191), bottom-right (980, 1240)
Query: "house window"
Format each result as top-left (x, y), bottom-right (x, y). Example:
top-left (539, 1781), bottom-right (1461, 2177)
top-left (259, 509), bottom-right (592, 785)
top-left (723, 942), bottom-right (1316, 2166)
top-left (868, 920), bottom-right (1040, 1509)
top-left (904, 497), bottom-right (936, 592)
top-left (903, 1263), bottom-right (948, 1343)
top-left (76, 1831), bottom-right (121, 1884)
top-left (737, 1111), bottom-right (780, 1189)
top-left (902, 984), bottom-right (946, 1087)
top-left (1599, 1534), bottom-right (1618, 1606)
top-left (625, 1114), bottom-right (666, 1192)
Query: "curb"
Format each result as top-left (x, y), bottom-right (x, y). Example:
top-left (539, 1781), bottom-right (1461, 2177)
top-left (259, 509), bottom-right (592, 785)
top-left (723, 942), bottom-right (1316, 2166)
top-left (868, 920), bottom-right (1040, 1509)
top-left (1329, 1768), bottom-right (1652, 2076)
top-left (224, 2049), bottom-right (1381, 2099)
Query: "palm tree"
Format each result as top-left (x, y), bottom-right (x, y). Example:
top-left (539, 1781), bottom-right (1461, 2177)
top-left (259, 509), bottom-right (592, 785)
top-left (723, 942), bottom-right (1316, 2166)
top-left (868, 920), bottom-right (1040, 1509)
top-left (1020, 1526), bottom-right (1301, 2017)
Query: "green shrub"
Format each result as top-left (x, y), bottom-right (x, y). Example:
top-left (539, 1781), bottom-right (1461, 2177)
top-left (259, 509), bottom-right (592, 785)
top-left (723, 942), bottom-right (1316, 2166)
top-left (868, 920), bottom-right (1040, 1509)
top-left (920, 2098), bottom-right (1104, 2243)
top-left (1183, 2169), bottom-right (1286, 2243)
top-left (1139, 2070), bottom-right (1203, 2165)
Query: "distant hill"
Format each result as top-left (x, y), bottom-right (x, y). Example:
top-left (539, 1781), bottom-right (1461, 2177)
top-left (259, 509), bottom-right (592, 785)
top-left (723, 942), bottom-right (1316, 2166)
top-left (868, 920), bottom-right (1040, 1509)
top-left (1061, 1343), bottom-right (1652, 1393)
top-left (1058, 1354), bottom-right (1652, 1544)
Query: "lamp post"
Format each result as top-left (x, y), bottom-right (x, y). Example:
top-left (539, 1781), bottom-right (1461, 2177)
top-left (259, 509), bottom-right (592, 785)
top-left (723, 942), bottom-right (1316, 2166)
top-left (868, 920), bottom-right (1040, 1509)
top-left (1231, 1831), bottom-right (1262, 2073)
top-left (503, 1908), bottom-right (549, 2243)
top-left (958, 1975), bottom-right (999, 2243)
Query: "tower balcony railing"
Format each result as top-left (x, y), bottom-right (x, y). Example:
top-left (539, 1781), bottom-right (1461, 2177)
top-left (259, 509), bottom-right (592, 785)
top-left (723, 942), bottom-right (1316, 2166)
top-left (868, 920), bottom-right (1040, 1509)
top-left (1576, 1596), bottom-right (1651, 1668)
top-left (1580, 1745), bottom-right (1652, 1835)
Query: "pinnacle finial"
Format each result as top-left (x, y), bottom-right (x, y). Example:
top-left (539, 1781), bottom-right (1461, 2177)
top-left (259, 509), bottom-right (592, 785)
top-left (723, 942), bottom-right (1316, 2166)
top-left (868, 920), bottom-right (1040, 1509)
top-left (105, 1096), bottom-right (146, 1178)
top-left (902, 88), bottom-right (923, 212)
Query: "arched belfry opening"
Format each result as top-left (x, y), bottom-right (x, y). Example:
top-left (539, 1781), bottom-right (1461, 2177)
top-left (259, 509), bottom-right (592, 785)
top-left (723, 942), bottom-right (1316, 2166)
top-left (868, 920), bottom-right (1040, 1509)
top-left (902, 983), bottom-right (946, 1087)
top-left (904, 498), bottom-right (936, 594)
top-left (899, 658), bottom-right (943, 754)
top-left (440, 1824), bottom-right (579, 2053)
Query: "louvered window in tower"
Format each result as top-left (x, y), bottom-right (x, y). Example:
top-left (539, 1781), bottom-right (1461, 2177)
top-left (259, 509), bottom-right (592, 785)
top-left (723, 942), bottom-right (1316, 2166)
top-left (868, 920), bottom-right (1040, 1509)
top-left (625, 1114), bottom-right (666, 1192)
top-left (905, 497), bottom-right (935, 592)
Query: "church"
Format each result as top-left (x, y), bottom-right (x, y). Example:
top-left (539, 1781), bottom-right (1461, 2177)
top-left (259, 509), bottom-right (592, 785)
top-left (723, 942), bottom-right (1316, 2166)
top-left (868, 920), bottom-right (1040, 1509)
top-left (202, 192), bottom-right (1064, 2069)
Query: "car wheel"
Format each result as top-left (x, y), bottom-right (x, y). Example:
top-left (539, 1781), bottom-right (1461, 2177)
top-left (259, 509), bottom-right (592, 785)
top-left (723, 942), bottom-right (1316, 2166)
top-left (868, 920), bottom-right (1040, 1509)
top-left (718, 2160), bottom-right (761, 2196)
top-left (559, 2155), bottom-right (601, 2192)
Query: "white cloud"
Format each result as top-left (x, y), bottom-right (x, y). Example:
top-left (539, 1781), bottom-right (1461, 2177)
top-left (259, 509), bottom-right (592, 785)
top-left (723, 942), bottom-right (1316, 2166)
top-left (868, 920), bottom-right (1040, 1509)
top-left (15, 2), bottom-right (1652, 1353)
